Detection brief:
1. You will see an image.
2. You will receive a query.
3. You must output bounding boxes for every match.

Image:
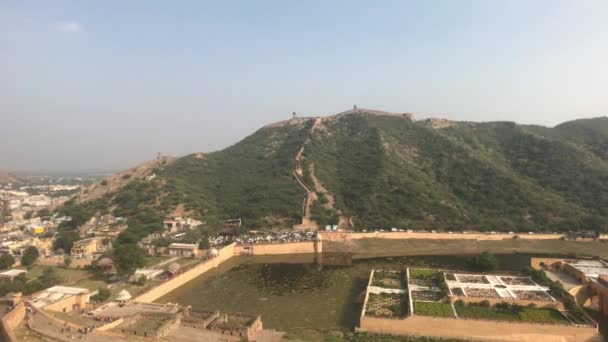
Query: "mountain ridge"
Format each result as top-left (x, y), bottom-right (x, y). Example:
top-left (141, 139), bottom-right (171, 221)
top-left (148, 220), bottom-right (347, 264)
top-left (60, 110), bottom-right (608, 244)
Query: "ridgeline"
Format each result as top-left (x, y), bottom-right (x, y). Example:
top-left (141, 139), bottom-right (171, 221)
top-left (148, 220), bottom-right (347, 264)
top-left (58, 110), bottom-right (608, 242)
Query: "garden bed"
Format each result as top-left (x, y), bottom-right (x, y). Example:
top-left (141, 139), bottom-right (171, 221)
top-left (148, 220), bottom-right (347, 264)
top-left (365, 293), bottom-right (408, 318)
top-left (455, 302), bottom-right (569, 324)
top-left (413, 301), bottom-right (454, 317)
top-left (371, 271), bottom-right (406, 289)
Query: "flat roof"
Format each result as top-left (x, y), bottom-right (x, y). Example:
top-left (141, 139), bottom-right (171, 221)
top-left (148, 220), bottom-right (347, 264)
top-left (45, 286), bottom-right (89, 295)
top-left (168, 243), bottom-right (197, 249)
top-left (31, 286), bottom-right (89, 308)
top-left (0, 269), bottom-right (27, 277)
top-left (567, 260), bottom-right (608, 279)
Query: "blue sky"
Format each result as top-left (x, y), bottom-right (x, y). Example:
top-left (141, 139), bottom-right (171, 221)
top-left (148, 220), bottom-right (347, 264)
top-left (1, 1), bottom-right (607, 171)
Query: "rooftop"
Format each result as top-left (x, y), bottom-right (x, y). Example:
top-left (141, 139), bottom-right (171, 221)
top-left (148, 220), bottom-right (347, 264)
top-left (0, 269), bottom-right (27, 277)
top-left (567, 260), bottom-right (608, 279)
top-left (30, 286), bottom-right (89, 308)
top-left (168, 243), bottom-right (197, 249)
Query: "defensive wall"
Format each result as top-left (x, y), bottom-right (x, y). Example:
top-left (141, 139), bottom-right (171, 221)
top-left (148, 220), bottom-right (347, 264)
top-left (234, 241), bottom-right (317, 255)
top-left (0, 302), bottom-right (26, 342)
top-left (134, 243), bottom-right (236, 303)
top-left (134, 232), bottom-right (568, 305)
top-left (358, 315), bottom-right (600, 342)
top-left (320, 231), bottom-right (564, 242)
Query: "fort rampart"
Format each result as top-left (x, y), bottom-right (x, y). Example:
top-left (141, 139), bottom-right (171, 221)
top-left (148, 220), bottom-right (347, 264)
top-left (0, 302), bottom-right (25, 342)
top-left (359, 315), bottom-right (600, 342)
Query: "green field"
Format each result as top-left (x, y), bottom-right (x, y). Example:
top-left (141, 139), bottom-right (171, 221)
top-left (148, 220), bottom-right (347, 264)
top-left (413, 301), bottom-right (454, 317)
top-left (24, 265), bottom-right (90, 284)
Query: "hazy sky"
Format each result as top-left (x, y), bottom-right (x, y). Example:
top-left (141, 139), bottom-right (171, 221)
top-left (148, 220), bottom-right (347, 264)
top-left (1, 1), bottom-right (607, 172)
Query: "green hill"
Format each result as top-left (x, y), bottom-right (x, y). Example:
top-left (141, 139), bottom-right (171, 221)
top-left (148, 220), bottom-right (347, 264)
top-left (58, 111), bottom-right (608, 243)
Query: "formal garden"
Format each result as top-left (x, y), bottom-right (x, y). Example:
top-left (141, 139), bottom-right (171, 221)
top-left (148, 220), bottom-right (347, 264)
top-left (371, 270), bottom-right (406, 289)
top-left (365, 293), bottom-right (408, 318)
top-left (412, 301), bottom-right (455, 317)
top-left (453, 300), bottom-right (569, 324)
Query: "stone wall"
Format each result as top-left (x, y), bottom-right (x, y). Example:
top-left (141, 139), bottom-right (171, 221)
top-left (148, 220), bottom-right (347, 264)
top-left (346, 231), bottom-right (563, 241)
top-left (0, 302), bottom-right (26, 342)
top-left (234, 241), bottom-right (316, 255)
top-left (44, 293), bottom-right (89, 312)
top-left (359, 315), bottom-right (600, 342)
top-left (530, 257), bottom-right (566, 270)
top-left (134, 243), bottom-right (236, 303)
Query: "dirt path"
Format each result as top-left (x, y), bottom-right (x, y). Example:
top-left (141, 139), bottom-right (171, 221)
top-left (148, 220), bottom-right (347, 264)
top-left (292, 118), bottom-right (322, 230)
top-left (309, 163), bottom-right (351, 230)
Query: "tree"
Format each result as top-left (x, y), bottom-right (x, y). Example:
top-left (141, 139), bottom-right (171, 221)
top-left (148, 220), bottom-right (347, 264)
top-left (64, 256), bottom-right (72, 267)
top-left (0, 254), bottom-right (15, 270)
top-left (53, 231), bottom-right (79, 254)
top-left (466, 252), bottom-right (498, 272)
top-left (91, 287), bottom-right (111, 302)
top-left (38, 267), bottom-right (59, 288)
top-left (37, 208), bottom-right (51, 218)
top-left (113, 244), bottom-right (145, 275)
top-left (198, 236), bottom-right (210, 250)
top-left (21, 246), bottom-right (39, 267)
top-left (23, 211), bottom-right (33, 220)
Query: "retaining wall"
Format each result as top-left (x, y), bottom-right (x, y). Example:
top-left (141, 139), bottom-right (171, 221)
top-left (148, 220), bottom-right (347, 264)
top-left (134, 243), bottom-right (236, 303)
top-left (234, 241), bottom-right (316, 255)
top-left (0, 302), bottom-right (26, 342)
top-left (347, 231), bottom-right (563, 241)
top-left (359, 315), bottom-right (600, 342)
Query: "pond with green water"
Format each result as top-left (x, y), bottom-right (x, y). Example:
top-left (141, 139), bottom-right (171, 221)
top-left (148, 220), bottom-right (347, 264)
top-left (157, 253), bottom-right (534, 338)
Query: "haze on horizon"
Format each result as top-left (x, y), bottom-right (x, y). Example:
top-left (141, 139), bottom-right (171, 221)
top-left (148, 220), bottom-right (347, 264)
top-left (1, 0), bottom-right (607, 172)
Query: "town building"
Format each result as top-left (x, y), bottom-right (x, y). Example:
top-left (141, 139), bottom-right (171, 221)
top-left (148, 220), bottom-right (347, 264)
top-left (30, 286), bottom-right (91, 312)
top-left (163, 217), bottom-right (202, 233)
top-left (0, 269), bottom-right (26, 281)
top-left (533, 258), bottom-right (608, 321)
top-left (70, 238), bottom-right (99, 258)
top-left (167, 243), bottom-right (198, 257)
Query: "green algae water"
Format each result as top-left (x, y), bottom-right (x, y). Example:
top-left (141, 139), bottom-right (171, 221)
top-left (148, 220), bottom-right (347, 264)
top-left (156, 253), bottom-right (532, 337)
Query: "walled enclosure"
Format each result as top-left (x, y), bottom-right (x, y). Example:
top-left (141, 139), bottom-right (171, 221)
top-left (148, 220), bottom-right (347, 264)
top-left (135, 234), bottom-right (570, 304)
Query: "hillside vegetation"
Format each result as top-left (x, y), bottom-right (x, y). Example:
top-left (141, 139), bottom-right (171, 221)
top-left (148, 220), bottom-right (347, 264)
top-left (60, 112), bottom-right (608, 237)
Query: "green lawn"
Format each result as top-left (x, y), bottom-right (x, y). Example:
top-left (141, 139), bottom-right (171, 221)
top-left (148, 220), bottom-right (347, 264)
top-left (23, 265), bottom-right (90, 284)
top-left (409, 269), bottom-right (437, 279)
top-left (456, 305), bottom-right (569, 324)
top-left (174, 257), bottom-right (201, 267)
top-left (413, 301), bottom-right (454, 317)
top-left (72, 277), bottom-right (108, 291)
top-left (142, 255), bottom-right (171, 267)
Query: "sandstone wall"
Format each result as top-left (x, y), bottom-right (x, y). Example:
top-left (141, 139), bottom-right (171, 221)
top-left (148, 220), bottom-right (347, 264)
top-left (134, 243), bottom-right (236, 303)
top-left (0, 302), bottom-right (26, 342)
top-left (359, 315), bottom-right (600, 342)
top-left (530, 257), bottom-right (566, 270)
top-left (347, 231), bottom-right (563, 241)
top-left (234, 241), bottom-right (316, 255)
